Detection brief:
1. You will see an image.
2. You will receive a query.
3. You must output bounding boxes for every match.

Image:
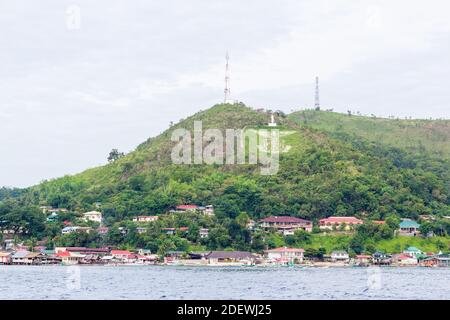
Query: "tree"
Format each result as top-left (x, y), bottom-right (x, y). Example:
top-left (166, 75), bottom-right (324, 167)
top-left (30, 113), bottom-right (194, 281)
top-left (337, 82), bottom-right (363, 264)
top-left (108, 149), bottom-right (125, 162)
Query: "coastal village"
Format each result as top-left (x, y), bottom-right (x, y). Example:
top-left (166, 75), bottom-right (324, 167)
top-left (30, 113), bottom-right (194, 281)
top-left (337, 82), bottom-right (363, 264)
top-left (1, 204), bottom-right (449, 268)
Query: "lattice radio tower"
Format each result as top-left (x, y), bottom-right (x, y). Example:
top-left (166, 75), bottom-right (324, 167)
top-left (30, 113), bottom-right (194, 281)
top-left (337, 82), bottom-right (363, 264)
top-left (224, 51), bottom-right (231, 103)
top-left (314, 76), bottom-right (320, 110)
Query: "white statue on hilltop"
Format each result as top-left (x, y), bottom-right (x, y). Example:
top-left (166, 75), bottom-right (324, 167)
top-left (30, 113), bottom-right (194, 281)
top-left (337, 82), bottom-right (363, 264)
top-left (268, 112), bottom-right (277, 127)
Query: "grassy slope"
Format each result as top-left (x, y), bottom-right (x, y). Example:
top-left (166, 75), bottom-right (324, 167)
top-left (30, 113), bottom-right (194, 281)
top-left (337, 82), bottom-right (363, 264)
top-left (289, 110), bottom-right (450, 159)
top-left (306, 234), bottom-right (448, 254)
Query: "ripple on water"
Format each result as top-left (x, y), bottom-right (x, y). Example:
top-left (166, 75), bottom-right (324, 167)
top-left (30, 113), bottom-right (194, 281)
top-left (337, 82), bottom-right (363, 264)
top-left (1, 265), bottom-right (449, 299)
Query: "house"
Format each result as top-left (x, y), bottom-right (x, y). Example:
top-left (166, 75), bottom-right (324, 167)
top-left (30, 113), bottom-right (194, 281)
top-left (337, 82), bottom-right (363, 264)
top-left (40, 206), bottom-right (68, 214)
top-left (204, 205), bottom-right (214, 216)
top-left (319, 217), bottom-right (364, 231)
top-left (420, 254), bottom-right (450, 267)
top-left (372, 220), bottom-right (386, 225)
top-left (265, 247), bottom-right (304, 263)
top-left (354, 255), bottom-right (372, 266)
top-left (198, 205), bottom-right (214, 216)
top-left (174, 205), bottom-right (198, 213)
top-left (419, 215), bottom-right (435, 222)
top-left (55, 247), bottom-right (110, 256)
top-left (246, 220), bottom-right (256, 231)
top-left (398, 219), bottom-right (421, 236)
top-left (199, 228), bottom-right (209, 238)
top-left (56, 251), bottom-right (85, 265)
top-left (403, 246), bottom-right (422, 259)
top-left (46, 212), bottom-right (59, 222)
top-left (206, 251), bottom-right (258, 265)
top-left (61, 226), bottom-right (93, 234)
top-left (162, 228), bottom-right (176, 235)
top-left (259, 216), bottom-right (313, 235)
top-left (82, 211), bottom-right (102, 223)
top-left (331, 250), bottom-right (350, 262)
top-left (0, 252), bottom-right (12, 264)
top-left (111, 250), bottom-right (132, 261)
top-left (136, 227), bottom-right (147, 234)
top-left (372, 252), bottom-right (392, 265)
top-left (392, 254), bottom-right (418, 266)
top-left (137, 249), bottom-right (152, 256)
top-left (132, 215), bottom-right (159, 223)
top-left (11, 251), bottom-right (46, 265)
top-left (97, 227), bottom-right (109, 235)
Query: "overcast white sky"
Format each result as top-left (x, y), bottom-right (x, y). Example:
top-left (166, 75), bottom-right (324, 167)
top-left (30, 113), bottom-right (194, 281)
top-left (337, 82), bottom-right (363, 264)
top-left (1, 0), bottom-right (449, 187)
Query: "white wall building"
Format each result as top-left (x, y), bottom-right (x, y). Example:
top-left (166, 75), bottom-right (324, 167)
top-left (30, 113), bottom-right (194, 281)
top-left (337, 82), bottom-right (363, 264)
top-left (82, 211), bottom-right (102, 223)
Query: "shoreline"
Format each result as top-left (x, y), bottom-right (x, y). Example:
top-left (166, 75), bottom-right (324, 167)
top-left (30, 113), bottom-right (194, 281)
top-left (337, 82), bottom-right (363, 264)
top-left (0, 263), bottom-right (446, 268)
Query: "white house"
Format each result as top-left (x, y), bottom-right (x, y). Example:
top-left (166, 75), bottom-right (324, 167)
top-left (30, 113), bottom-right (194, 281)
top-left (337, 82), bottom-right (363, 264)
top-left (132, 215), bottom-right (159, 223)
top-left (265, 247), bottom-right (304, 263)
top-left (331, 250), bottom-right (350, 262)
top-left (403, 246), bottom-right (422, 259)
top-left (199, 228), bottom-right (209, 239)
top-left (82, 211), bottom-right (102, 223)
top-left (136, 227), bottom-right (147, 234)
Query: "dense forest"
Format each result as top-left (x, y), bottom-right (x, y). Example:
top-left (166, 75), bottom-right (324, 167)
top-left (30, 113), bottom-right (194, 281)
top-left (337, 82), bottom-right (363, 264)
top-left (1, 104), bottom-right (449, 254)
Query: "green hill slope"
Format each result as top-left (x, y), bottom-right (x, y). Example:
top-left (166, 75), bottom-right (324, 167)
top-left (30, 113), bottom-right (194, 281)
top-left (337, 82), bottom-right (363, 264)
top-left (289, 109), bottom-right (450, 158)
top-left (10, 104), bottom-right (447, 226)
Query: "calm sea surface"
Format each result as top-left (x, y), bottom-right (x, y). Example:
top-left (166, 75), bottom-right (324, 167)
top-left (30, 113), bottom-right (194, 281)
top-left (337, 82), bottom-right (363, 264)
top-left (1, 265), bottom-right (449, 300)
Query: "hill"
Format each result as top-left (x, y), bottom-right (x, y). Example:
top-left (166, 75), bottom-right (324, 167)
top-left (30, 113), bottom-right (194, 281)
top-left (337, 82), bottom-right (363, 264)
top-left (0, 103), bottom-right (449, 253)
top-left (13, 104), bottom-right (449, 219)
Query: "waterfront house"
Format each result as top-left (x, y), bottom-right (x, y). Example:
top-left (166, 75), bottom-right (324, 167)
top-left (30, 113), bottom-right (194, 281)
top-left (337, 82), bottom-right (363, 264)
top-left (111, 250), bottom-right (132, 261)
top-left (69, 247), bottom-right (110, 256)
top-left (319, 217), bottom-right (363, 231)
top-left (398, 219), bottom-right (421, 236)
top-left (82, 211), bottom-right (102, 223)
top-left (420, 254), bottom-right (450, 267)
top-left (265, 247), bottom-right (304, 263)
top-left (11, 251), bottom-right (47, 265)
top-left (354, 255), bottom-right (372, 266)
top-left (331, 250), bottom-right (350, 263)
top-left (138, 249), bottom-right (152, 256)
top-left (403, 246), bottom-right (422, 259)
top-left (0, 252), bottom-right (12, 264)
top-left (199, 228), bottom-right (209, 238)
top-left (392, 254), bottom-right (418, 266)
top-left (132, 215), bottom-right (159, 223)
top-left (372, 252), bottom-right (392, 265)
top-left (206, 251), bottom-right (258, 265)
top-left (259, 216), bottom-right (313, 235)
top-left (56, 251), bottom-right (85, 265)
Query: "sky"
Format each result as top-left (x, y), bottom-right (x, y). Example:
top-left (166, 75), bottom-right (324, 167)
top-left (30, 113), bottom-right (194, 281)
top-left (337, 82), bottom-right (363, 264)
top-left (0, 0), bottom-right (449, 187)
